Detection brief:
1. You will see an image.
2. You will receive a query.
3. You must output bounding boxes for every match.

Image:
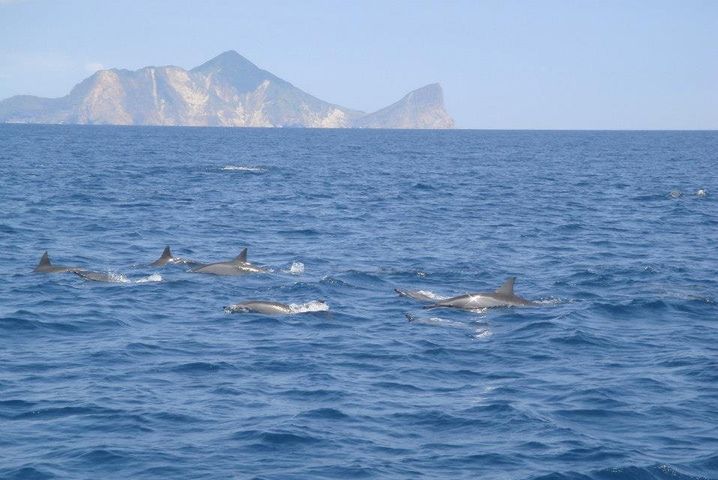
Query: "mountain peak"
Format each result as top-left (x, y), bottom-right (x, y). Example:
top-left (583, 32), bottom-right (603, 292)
top-left (191, 50), bottom-right (280, 93)
top-left (205, 50), bottom-right (247, 64)
top-left (193, 50), bottom-right (259, 72)
top-left (218, 49), bottom-right (242, 58)
top-left (354, 83), bottom-right (454, 129)
top-left (402, 83), bottom-right (445, 106)
top-left (413, 82), bottom-right (442, 94)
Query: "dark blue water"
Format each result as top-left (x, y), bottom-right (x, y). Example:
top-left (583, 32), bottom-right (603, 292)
top-left (1, 125), bottom-right (717, 480)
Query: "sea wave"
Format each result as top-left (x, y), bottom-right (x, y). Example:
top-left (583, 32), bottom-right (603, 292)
top-left (2, 127), bottom-right (716, 480)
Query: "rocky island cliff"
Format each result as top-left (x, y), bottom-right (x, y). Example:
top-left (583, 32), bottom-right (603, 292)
top-left (0, 51), bottom-right (454, 129)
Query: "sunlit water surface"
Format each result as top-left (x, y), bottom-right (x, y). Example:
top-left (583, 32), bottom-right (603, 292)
top-left (1, 126), bottom-right (716, 479)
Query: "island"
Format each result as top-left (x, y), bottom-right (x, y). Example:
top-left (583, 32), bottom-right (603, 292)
top-left (0, 51), bottom-right (454, 129)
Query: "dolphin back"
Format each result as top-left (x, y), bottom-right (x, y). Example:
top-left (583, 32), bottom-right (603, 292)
top-left (151, 246), bottom-right (173, 266)
top-left (233, 248), bottom-right (248, 264)
top-left (225, 301), bottom-right (292, 314)
top-left (34, 251), bottom-right (83, 273)
top-left (35, 251), bottom-right (52, 271)
top-left (395, 288), bottom-right (441, 303)
top-left (495, 277), bottom-right (516, 295)
top-left (74, 271), bottom-right (118, 282)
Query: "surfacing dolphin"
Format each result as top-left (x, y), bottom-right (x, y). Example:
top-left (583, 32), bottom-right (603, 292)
top-left (34, 251), bottom-right (85, 273)
top-left (394, 289), bottom-right (441, 302)
top-left (224, 300), bottom-right (327, 315)
top-left (151, 246), bottom-right (174, 266)
top-left (191, 248), bottom-right (267, 276)
top-left (74, 271), bottom-right (121, 282)
top-left (423, 277), bottom-right (538, 310)
top-left (151, 246), bottom-right (201, 267)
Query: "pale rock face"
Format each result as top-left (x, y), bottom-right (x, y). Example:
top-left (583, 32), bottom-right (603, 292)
top-left (353, 83), bottom-right (454, 129)
top-left (318, 108), bottom-right (349, 128)
top-left (0, 50), bottom-right (454, 129)
top-left (74, 70), bottom-right (132, 125)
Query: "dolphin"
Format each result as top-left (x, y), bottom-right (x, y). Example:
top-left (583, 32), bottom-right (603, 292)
top-left (74, 271), bottom-right (125, 282)
top-left (394, 288), bottom-right (442, 302)
top-left (34, 251), bottom-right (84, 273)
top-left (151, 246), bottom-right (201, 267)
top-left (151, 246), bottom-right (174, 266)
top-left (224, 300), bottom-right (327, 315)
top-left (422, 277), bottom-right (538, 310)
top-left (191, 248), bottom-right (266, 276)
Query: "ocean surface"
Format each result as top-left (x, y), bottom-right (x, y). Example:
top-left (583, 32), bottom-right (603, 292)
top-left (0, 125), bottom-right (716, 480)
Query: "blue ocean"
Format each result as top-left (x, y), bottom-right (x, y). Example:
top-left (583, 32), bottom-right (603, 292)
top-left (0, 125), bottom-right (716, 480)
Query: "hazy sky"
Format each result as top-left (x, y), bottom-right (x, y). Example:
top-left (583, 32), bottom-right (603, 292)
top-left (1, 0), bottom-right (716, 129)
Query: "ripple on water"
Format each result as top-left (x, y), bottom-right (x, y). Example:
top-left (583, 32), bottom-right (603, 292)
top-left (1, 467), bottom-right (57, 480)
top-left (298, 407), bottom-right (351, 420)
top-left (1, 127), bottom-right (716, 480)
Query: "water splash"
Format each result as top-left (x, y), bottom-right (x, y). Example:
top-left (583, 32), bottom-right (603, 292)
top-left (221, 165), bottom-right (266, 173)
top-left (285, 261), bottom-right (305, 275)
top-left (107, 272), bottom-right (131, 283)
top-left (288, 301), bottom-right (329, 313)
top-left (534, 297), bottom-right (565, 306)
top-left (473, 326), bottom-right (493, 340)
top-left (415, 290), bottom-right (446, 300)
top-left (135, 273), bottom-right (163, 284)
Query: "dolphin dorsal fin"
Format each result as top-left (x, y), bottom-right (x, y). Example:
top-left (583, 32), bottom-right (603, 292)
top-left (160, 246), bottom-right (172, 259)
top-left (38, 251), bottom-right (51, 267)
top-left (233, 248), bottom-right (248, 264)
top-left (496, 277), bottom-right (516, 295)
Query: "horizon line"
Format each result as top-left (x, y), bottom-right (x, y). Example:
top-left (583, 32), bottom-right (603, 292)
top-left (0, 123), bottom-right (716, 132)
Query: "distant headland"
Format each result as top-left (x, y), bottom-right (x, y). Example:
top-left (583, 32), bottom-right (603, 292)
top-left (0, 50), bottom-right (454, 129)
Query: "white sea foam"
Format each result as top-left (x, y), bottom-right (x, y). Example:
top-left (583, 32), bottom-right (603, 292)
top-left (288, 300), bottom-right (330, 313)
top-left (108, 272), bottom-right (131, 283)
top-left (222, 165), bottom-right (266, 173)
top-left (534, 297), bottom-right (564, 306)
top-left (168, 257), bottom-right (195, 265)
top-left (100, 272), bottom-right (163, 284)
top-left (285, 261), bottom-right (305, 275)
top-left (473, 326), bottom-right (493, 340)
top-left (136, 273), bottom-right (163, 283)
top-left (467, 307), bottom-right (489, 315)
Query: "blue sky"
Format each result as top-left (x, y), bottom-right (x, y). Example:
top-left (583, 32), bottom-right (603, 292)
top-left (0, 0), bottom-right (716, 129)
